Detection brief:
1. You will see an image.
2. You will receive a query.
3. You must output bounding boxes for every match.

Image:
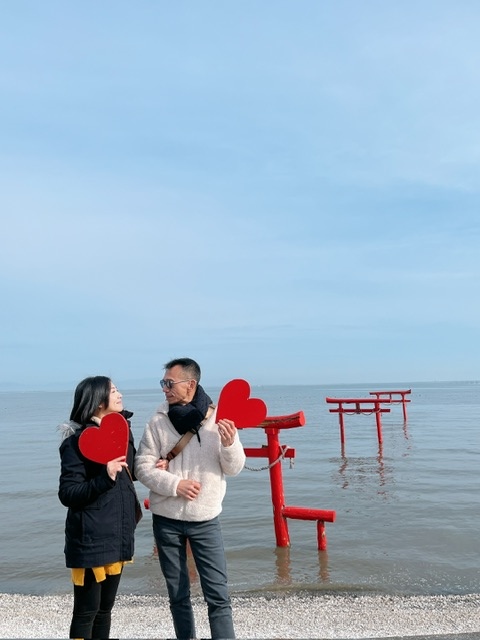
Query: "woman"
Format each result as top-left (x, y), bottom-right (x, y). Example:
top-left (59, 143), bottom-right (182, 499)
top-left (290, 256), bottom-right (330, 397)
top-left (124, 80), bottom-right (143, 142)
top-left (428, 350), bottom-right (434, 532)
top-left (58, 376), bottom-right (139, 640)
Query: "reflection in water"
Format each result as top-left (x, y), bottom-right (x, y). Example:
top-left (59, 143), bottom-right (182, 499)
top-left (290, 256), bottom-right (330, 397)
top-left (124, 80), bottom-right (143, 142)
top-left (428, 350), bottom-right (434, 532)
top-left (335, 446), bottom-right (392, 497)
top-left (334, 418), bottom-right (412, 497)
top-left (317, 549), bottom-right (330, 583)
top-left (274, 546), bottom-right (292, 584)
top-left (273, 546), bottom-right (330, 585)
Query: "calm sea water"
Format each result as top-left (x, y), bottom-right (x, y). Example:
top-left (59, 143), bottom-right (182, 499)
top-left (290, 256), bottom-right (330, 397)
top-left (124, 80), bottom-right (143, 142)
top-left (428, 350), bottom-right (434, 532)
top-left (1, 382), bottom-right (479, 598)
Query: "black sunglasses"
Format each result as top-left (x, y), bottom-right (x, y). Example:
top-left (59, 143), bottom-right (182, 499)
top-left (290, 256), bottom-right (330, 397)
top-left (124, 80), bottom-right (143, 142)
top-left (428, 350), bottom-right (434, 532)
top-left (159, 378), bottom-right (193, 390)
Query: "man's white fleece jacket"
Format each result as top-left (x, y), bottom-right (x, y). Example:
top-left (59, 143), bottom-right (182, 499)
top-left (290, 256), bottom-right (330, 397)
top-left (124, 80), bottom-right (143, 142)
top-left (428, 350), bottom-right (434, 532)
top-left (134, 402), bottom-right (246, 522)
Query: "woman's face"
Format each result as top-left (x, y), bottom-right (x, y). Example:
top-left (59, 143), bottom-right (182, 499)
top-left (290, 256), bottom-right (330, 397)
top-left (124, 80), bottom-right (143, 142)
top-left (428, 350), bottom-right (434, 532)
top-left (100, 383), bottom-right (123, 416)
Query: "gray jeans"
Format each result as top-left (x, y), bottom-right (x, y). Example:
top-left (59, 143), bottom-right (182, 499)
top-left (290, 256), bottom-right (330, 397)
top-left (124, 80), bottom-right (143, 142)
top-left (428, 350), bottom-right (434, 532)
top-left (152, 514), bottom-right (235, 640)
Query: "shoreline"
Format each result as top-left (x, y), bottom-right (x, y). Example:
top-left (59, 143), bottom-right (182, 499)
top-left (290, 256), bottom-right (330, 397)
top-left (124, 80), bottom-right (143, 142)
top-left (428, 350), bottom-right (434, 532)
top-left (0, 591), bottom-right (479, 639)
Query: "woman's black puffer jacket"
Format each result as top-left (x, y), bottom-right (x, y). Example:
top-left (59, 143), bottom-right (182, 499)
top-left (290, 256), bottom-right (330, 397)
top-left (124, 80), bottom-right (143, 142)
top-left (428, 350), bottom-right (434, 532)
top-left (58, 411), bottom-right (138, 568)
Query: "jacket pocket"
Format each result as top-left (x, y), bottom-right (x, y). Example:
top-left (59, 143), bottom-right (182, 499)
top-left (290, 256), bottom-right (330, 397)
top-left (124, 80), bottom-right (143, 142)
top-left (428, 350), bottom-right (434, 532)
top-left (81, 491), bottom-right (118, 541)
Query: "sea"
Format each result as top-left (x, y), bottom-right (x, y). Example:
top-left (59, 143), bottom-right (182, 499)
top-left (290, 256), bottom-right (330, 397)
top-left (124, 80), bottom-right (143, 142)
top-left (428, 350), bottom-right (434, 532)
top-left (1, 381), bottom-right (479, 599)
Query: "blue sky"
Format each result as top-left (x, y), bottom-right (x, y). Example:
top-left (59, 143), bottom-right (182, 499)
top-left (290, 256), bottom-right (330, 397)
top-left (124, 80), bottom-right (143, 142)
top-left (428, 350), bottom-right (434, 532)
top-left (1, 1), bottom-right (479, 391)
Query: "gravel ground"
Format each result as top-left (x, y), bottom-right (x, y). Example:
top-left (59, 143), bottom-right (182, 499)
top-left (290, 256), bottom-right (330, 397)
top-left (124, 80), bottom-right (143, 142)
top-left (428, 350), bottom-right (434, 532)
top-left (0, 592), bottom-right (479, 639)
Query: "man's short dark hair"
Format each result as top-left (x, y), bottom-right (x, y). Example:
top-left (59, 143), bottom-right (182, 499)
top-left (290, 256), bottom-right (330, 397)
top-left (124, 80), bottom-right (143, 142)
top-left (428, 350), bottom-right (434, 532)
top-left (164, 357), bottom-right (201, 382)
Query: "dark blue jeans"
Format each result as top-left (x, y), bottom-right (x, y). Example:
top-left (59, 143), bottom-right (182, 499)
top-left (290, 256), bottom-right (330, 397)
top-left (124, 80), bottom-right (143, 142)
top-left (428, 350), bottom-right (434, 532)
top-left (152, 514), bottom-right (235, 640)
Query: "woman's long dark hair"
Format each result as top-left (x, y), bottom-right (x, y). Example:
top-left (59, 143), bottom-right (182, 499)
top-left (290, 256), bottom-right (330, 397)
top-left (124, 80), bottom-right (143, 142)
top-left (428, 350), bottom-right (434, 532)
top-left (70, 376), bottom-right (112, 425)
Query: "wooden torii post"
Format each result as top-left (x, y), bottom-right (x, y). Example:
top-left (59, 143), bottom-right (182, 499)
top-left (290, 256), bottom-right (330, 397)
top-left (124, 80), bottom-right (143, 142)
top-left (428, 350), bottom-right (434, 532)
top-left (240, 412), bottom-right (336, 550)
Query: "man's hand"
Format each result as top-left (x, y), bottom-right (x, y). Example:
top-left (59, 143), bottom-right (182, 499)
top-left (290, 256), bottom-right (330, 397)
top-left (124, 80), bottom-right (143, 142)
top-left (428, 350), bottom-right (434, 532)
top-left (176, 479), bottom-right (201, 500)
top-left (218, 418), bottom-right (236, 447)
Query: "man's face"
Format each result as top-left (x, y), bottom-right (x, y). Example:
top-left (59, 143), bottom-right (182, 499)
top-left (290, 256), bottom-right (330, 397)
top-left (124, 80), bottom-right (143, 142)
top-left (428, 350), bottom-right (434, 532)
top-left (162, 365), bottom-right (196, 405)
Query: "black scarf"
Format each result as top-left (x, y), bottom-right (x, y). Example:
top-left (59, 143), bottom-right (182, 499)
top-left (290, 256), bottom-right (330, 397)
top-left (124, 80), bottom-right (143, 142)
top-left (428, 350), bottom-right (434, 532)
top-left (168, 384), bottom-right (213, 439)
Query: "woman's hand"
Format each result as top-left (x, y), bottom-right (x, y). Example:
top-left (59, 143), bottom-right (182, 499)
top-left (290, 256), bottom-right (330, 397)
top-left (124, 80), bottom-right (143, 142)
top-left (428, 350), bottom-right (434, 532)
top-left (155, 458), bottom-right (169, 471)
top-left (217, 418), bottom-right (237, 447)
top-left (106, 455), bottom-right (128, 481)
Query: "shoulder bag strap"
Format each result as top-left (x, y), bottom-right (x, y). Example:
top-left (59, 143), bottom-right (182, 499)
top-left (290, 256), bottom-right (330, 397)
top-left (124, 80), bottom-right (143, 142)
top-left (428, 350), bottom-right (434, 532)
top-left (165, 404), bottom-right (215, 462)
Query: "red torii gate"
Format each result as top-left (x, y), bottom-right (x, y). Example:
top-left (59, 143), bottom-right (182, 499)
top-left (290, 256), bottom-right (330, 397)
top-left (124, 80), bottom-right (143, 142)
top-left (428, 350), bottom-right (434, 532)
top-left (240, 412), bottom-right (336, 550)
top-left (325, 397), bottom-right (391, 447)
top-left (369, 389), bottom-right (411, 421)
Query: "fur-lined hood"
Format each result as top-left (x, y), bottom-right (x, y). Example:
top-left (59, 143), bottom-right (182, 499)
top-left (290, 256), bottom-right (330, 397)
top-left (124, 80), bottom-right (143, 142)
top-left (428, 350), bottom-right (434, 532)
top-left (57, 410), bottom-right (134, 442)
top-left (57, 420), bottom-right (81, 442)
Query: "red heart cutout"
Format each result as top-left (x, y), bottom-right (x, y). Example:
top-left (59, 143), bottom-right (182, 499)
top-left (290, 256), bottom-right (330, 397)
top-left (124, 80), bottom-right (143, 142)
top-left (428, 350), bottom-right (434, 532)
top-left (216, 379), bottom-right (267, 428)
top-left (79, 412), bottom-right (129, 464)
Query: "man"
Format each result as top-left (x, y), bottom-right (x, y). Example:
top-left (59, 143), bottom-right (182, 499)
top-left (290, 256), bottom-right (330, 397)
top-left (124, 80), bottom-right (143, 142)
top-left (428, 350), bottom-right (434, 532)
top-left (135, 357), bottom-right (245, 640)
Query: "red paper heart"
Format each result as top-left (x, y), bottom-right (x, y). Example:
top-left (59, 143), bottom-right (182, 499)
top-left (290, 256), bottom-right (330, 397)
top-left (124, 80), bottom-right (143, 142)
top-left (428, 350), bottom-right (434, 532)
top-left (79, 412), bottom-right (129, 464)
top-left (216, 379), bottom-right (267, 428)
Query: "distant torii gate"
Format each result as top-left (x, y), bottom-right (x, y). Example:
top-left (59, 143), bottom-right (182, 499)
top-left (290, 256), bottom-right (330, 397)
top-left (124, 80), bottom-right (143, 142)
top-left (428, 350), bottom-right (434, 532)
top-left (325, 397), bottom-right (391, 447)
top-left (326, 389), bottom-right (412, 451)
top-left (369, 389), bottom-right (411, 421)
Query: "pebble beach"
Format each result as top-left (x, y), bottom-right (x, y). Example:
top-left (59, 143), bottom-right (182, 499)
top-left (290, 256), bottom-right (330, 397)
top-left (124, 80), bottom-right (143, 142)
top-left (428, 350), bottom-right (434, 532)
top-left (1, 592), bottom-right (479, 639)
